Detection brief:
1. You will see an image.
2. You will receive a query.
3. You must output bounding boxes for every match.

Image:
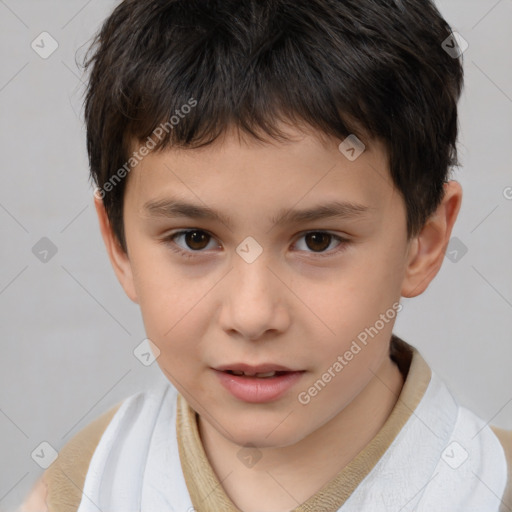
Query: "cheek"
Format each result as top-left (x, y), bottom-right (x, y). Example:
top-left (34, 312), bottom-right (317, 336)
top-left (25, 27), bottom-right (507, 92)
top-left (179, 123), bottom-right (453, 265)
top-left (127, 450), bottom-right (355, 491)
top-left (138, 277), bottom-right (208, 391)
top-left (295, 259), bottom-right (396, 336)
top-left (128, 251), bottom-right (205, 353)
top-left (347, 233), bottom-right (406, 304)
top-left (291, 244), bottom-right (403, 367)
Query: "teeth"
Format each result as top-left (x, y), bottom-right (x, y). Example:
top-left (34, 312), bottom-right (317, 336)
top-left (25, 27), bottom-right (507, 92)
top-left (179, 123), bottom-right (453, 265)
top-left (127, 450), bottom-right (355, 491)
top-left (255, 371), bottom-right (277, 378)
top-left (228, 370), bottom-right (278, 378)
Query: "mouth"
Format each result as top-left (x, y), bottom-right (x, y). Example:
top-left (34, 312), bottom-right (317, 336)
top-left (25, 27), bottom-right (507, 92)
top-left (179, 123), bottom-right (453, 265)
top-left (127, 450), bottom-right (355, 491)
top-left (213, 364), bottom-right (305, 403)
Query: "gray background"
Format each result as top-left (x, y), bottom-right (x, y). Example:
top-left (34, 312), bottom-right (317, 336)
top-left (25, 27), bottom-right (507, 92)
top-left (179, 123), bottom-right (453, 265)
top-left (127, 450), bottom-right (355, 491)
top-left (0, 0), bottom-right (511, 509)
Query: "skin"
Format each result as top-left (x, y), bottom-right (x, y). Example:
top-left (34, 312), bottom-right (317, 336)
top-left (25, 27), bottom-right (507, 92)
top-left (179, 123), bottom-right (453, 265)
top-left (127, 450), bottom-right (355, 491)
top-left (21, 123), bottom-right (462, 511)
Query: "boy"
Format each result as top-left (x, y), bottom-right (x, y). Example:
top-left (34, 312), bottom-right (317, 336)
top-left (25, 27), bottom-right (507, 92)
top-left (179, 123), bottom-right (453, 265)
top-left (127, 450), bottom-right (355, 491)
top-left (20, 0), bottom-right (512, 510)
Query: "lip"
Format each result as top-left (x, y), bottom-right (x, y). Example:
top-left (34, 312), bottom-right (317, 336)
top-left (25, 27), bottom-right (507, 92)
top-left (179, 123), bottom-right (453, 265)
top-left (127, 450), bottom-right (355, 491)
top-left (213, 366), bottom-right (305, 403)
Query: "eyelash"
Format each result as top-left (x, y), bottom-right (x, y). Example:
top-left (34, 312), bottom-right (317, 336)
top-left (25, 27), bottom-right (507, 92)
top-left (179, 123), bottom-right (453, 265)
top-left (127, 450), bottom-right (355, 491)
top-left (161, 229), bottom-right (350, 259)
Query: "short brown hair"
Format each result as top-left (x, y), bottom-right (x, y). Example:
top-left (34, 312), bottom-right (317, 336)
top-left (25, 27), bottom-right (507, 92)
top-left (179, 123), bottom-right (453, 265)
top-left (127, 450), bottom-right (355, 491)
top-left (83, 0), bottom-right (464, 252)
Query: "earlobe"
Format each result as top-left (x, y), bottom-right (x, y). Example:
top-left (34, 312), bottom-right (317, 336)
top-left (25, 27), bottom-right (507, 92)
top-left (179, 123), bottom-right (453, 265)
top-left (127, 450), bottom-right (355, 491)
top-left (401, 180), bottom-right (463, 298)
top-left (93, 195), bottom-right (139, 303)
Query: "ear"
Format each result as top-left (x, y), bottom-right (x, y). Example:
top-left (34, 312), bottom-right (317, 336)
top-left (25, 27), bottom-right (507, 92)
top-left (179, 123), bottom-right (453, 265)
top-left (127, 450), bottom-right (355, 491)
top-left (401, 180), bottom-right (463, 298)
top-left (93, 194), bottom-right (139, 303)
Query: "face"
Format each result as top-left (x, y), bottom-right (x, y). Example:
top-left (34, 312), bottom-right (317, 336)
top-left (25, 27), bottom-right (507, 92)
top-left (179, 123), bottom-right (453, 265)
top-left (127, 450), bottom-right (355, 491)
top-left (104, 124), bottom-right (420, 448)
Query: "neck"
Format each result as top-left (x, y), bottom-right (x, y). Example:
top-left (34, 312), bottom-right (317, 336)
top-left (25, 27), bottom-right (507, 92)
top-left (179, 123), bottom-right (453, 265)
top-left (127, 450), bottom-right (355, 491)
top-left (198, 354), bottom-right (405, 512)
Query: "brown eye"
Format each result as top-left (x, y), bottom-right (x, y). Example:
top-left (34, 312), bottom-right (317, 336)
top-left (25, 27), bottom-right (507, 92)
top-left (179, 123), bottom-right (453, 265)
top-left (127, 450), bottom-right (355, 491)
top-left (163, 229), bottom-right (217, 256)
top-left (183, 230), bottom-right (211, 250)
top-left (304, 232), bottom-right (332, 252)
top-left (293, 231), bottom-right (348, 257)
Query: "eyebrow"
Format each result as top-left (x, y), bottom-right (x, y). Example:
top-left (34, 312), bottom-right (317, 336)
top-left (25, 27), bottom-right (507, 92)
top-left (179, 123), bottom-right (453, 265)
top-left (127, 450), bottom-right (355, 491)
top-left (142, 198), bottom-right (372, 227)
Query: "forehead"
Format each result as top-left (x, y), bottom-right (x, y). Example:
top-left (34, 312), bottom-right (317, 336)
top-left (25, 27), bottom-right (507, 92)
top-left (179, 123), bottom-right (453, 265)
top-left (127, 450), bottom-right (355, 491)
top-left (124, 126), bottom-right (397, 222)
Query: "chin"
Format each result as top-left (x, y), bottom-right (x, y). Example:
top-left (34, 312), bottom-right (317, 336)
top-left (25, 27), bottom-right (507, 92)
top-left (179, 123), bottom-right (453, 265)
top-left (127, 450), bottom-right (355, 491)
top-left (227, 419), bottom-right (307, 449)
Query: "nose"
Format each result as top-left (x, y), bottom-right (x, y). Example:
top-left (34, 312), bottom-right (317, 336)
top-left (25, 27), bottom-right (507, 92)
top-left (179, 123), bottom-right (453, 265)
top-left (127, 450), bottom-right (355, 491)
top-left (218, 251), bottom-right (291, 341)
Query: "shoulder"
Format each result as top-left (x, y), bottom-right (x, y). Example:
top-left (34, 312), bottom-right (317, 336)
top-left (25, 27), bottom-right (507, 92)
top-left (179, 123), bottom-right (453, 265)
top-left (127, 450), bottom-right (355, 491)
top-left (18, 400), bottom-right (124, 512)
top-left (18, 380), bottom-right (175, 512)
top-left (491, 425), bottom-right (512, 512)
top-left (17, 473), bottom-right (48, 512)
